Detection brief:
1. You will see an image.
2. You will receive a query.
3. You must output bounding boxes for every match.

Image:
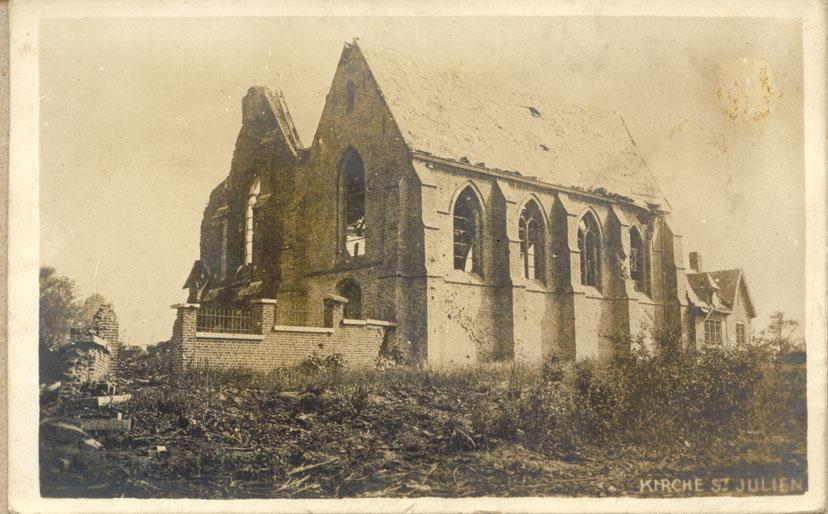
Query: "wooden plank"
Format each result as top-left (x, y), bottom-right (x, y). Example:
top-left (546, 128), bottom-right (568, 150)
top-left (95, 394), bottom-right (132, 406)
top-left (77, 418), bottom-right (132, 433)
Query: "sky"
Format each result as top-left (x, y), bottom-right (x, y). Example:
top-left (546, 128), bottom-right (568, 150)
top-left (39, 16), bottom-right (804, 346)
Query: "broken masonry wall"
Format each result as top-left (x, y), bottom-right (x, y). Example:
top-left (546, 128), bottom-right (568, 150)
top-left (279, 41), bottom-right (423, 357)
top-left (198, 86), bottom-right (304, 296)
top-left (62, 343), bottom-right (112, 383)
top-left (419, 159), bottom-right (682, 365)
top-left (419, 164), bottom-right (514, 366)
top-left (91, 304), bottom-right (120, 378)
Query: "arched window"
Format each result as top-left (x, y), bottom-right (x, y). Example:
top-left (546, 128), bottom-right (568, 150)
top-left (577, 213), bottom-right (600, 288)
top-left (336, 279), bottom-right (362, 319)
top-left (629, 227), bottom-right (647, 293)
top-left (453, 187), bottom-right (483, 274)
top-left (346, 80), bottom-right (355, 113)
top-left (341, 149), bottom-right (366, 257)
top-left (519, 201), bottom-right (545, 281)
top-left (244, 177), bottom-right (261, 265)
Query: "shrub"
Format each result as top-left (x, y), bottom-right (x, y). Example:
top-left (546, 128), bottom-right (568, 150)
top-left (472, 328), bottom-right (789, 456)
top-left (297, 352), bottom-right (345, 376)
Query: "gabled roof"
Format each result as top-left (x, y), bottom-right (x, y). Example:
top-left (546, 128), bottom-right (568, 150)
top-left (352, 40), bottom-right (669, 209)
top-left (709, 269), bottom-right (757, 318)
top-left (686, 268), bottom-right (756, 318)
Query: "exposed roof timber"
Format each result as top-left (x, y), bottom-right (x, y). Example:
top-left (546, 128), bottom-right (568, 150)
top-left (412, 152), bottom-right (665, 214)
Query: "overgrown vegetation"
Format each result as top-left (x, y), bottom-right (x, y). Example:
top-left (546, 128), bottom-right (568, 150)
top-left (40, 326), bottom-right (807, 498)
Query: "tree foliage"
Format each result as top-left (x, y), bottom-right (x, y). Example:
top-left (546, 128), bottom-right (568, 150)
top-left (39, 267), bottom-right (79, 352)
top-left (39, 267), bottom-right (113, 382)
top-left (758, 311), bottom-right (801, 354)
top-left (77, 292), bottom-right (112, 330)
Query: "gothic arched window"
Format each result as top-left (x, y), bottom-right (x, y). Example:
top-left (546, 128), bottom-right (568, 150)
top-left (577, 213), bottom-right (600, 288)
top-left (519, 201), bottom-right (545, 281)
top-left (629, 227), bottom-right (648, 293)
top-left (340, 149), bottom-right (366, 257)
top-left (453, 187), bottom-right (483, 274)
top-left (244, 177), bottom-right (261, 265)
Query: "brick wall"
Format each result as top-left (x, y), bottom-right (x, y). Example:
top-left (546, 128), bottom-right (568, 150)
top-left (91, 304), bottom-right (120, 378)
top-left (61, 338), bottom-right (112, 383)
top-left (418, 158), bottom-right (687, 366)
top-left (171, 298), bottom-right (392, 372)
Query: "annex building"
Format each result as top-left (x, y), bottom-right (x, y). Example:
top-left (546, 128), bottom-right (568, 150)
top-left (171, 40), bottom-right (756, 370)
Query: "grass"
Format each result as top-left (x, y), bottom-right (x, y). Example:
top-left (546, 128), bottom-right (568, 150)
top-left (40, 345), bottom-right (807, 498)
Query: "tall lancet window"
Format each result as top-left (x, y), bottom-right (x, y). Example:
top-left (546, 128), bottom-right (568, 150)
top-left (577, 213), bottom-right (600, 288)
top-left (519, 201), bottom-right (545, 281)
top-left (629, 227), bottom-right (648, 293)
top-left (453, 187), bottom-right (483, 274)
top-left (341, 149), bottom-right (366, 257)
top-left (245, 177), bottom-right (261, 265)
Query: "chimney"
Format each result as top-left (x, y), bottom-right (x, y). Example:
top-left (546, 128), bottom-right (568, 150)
top-left (689, 252), bottom-right (703, 273)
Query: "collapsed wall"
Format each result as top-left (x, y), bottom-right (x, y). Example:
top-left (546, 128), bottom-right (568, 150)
top-left (61, 304), bottom-right (122, 383)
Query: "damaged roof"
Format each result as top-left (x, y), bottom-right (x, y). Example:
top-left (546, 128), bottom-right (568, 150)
top-left (261, 88), bottom-right (304, 158)
top-left (352, 40), bottom-right (669, 208)
top-left (686, 272), bottom-right (719, 294)
top-left (686, 269), bottom-right (756, 318)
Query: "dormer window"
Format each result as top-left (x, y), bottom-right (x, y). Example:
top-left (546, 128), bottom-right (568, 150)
top-left (245, 177), bottom-right (261, 265)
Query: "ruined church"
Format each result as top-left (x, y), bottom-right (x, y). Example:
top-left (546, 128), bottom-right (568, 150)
top-left (173, 40), bottom-right (755, 370)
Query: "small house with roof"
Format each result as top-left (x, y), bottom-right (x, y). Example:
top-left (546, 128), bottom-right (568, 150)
top-left (684, 252), bottom-right (757, 347)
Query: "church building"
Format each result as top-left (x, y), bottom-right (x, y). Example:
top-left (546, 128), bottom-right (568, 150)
top-left (175, 39), bottom-right (755, 369)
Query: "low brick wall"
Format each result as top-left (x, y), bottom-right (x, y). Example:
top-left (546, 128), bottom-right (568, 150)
top-left (170, 297), bottom-right (393, 372)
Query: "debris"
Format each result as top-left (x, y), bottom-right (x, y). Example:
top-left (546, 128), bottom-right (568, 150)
top-left (38, 340), bottom-right (807, 499)
top-left (46, 381), bottom-right (62, 392)
top-left (147, 445), bottom-right (168, 458)
top-left (78, 418), bottom-right (132, 433)
top-left (82, 437), bottom-right (104, 450)
top-left (95, 394), bottom-right (132, 406)
top-left (43, 421), bottom-right (86, 443)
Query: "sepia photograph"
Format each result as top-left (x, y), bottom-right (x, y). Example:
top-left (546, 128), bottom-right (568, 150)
top-left (7, 1), bottom-right (827, 512)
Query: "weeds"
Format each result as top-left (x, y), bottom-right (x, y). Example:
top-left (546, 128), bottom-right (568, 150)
top-left (41, 329), bottom-right (807, 498)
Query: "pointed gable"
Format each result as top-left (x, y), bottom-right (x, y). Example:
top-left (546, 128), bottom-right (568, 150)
top-left (352, 40), bottom-right (669, 208)
top-left (685, 268), bottom-right (757, 318)
top-left (708, 269), bottom-right (757, 318)
top-left (241, 86), bottom-right (304, 159)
